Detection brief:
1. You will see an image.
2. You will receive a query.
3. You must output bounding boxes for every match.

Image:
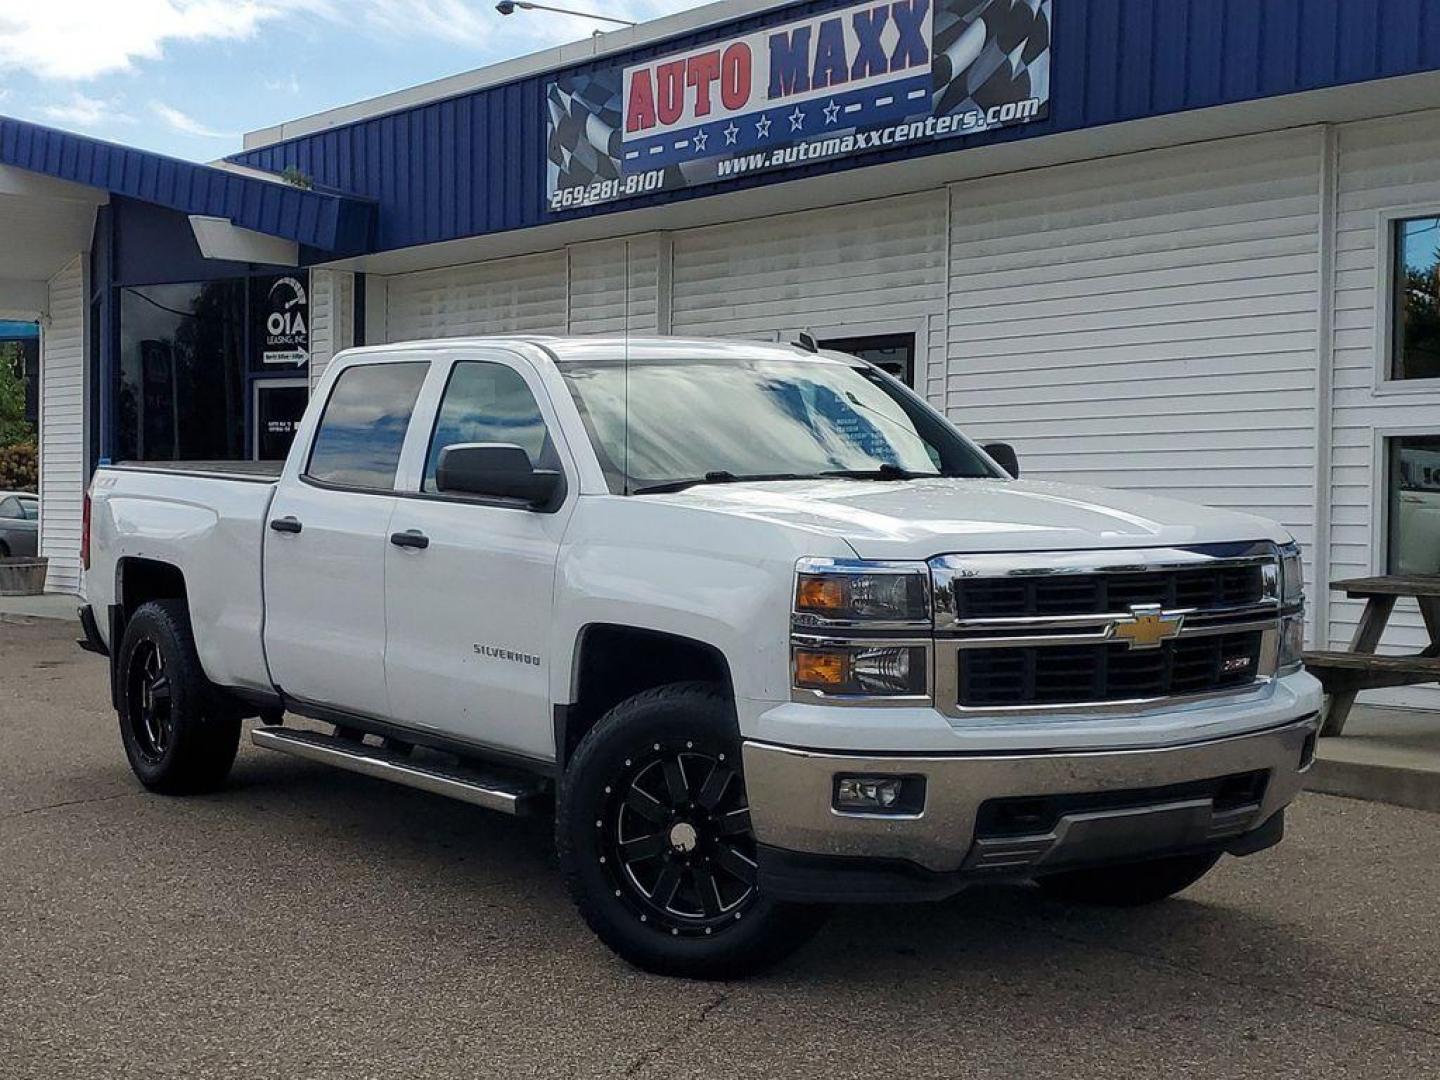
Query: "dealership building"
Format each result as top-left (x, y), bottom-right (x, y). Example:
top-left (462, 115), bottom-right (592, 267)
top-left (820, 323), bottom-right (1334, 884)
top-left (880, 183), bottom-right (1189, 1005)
top-left (2, 0), bottom-right (1440, 705)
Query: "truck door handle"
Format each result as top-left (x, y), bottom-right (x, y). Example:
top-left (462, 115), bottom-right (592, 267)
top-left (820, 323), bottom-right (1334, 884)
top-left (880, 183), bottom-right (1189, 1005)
top-left (390, 529), bottom-right (429, 550)
top-left (269, 516), bottom-right (303, 534)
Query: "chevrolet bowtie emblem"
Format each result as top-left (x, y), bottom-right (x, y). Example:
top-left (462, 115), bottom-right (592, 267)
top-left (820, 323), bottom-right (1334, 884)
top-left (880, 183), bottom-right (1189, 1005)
top-left (1112, 604), bottom-right (1184, 650)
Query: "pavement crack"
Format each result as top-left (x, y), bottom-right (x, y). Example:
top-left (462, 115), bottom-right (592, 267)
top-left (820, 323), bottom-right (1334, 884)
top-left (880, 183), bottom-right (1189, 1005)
top-left (624, 988), bottom-right (733, 1076)
top-left (14, 792), bottom-right (135, 818)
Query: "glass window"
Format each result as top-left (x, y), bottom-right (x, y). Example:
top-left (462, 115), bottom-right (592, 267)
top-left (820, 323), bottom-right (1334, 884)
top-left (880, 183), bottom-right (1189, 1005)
top-left (424, 362), bottom-right (551, 492)
top-left (0, 497), bottom-right (19, 520)
top-left (559, 351), bottom-right (995, 494)
top-left (818, 333), bottom-right (916, 386)
top-left (1388, 435), bottom-right (1440, 574)
top-left (17, 497), bottom-right (38, 521)
top-left (306, 362), bottom-right (428, 491)
top-left (118, 282), bottom-right (246, 461)
top-left (1393, 217), bottom-right (1440, 381)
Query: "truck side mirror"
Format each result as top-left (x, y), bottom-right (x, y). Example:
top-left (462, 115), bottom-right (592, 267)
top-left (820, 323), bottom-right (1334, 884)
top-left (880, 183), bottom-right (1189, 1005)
top-left (435, 443), bottom-right (564, 508)
top-left (982, 442), bottom-right (1020, 478)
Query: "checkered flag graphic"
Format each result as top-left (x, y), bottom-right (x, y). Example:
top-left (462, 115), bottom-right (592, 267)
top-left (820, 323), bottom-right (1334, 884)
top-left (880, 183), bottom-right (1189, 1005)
top-left (932, 0), bottom-right (1052, 119)
top-left (546, 72), bottom-right (625, 192)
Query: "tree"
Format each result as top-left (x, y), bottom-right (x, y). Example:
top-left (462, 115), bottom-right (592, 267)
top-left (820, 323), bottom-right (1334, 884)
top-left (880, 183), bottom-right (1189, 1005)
top-left (0, 341), bottom-right (34, 448)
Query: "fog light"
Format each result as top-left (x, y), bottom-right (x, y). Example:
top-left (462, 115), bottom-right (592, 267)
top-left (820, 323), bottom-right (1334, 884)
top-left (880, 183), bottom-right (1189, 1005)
top-left (834, 775), bottom-right (925, 815)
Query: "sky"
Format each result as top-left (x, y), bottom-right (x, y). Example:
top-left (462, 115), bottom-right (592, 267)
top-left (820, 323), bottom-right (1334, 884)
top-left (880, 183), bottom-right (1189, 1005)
top-left (0, 0), bottom-right (699, 161)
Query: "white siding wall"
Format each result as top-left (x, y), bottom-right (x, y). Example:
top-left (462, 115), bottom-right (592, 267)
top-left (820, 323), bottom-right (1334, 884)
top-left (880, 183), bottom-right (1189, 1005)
top-left (670, 192), bottom-right (949, 377)
top-left (386, 250), bottom-right (568, 340)
top-left (942, 129), bottom-right (1323, 588)
top-left (309, 269), bottom-right (355, 391)
top-left (567, 233), bottom-right (670, 335)
top-left (1326, 111), bottom-right (1440, 708)
top-left (39, 256), bottom-right (86, 595)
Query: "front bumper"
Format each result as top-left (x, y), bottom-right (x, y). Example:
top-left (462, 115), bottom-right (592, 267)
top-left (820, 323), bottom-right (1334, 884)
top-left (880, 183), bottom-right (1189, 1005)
top-left (743, 713), bottom-right (1318, 899)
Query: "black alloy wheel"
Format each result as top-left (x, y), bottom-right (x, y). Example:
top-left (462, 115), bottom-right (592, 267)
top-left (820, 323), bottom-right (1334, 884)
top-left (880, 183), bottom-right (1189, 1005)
top-left (558, 682), bottom-right (827, 979)
top-left (603, 742), bottom-right (759, 935)
top-left (124, 639), bottom-right (174, 764)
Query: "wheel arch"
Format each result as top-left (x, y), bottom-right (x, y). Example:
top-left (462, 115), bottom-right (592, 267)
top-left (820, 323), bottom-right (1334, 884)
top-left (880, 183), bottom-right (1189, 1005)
top-left (557, 624), bottom-right (734, 772)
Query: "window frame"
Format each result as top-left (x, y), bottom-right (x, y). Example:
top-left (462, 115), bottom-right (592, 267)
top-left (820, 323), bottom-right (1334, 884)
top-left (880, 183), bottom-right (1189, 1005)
top-left (1370, 425), bottom-right (1440, 575)
top-left (402, 353), bottom-right (572, 514)
top-left (300, 359), bottom-right (431, 495)
top-left (1374, 205), bottom-right (1440, 395)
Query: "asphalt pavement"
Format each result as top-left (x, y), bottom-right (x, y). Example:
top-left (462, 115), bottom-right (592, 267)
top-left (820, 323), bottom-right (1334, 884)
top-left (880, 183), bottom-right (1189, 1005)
top-left (3, 615), bottom-right (1439, 1079)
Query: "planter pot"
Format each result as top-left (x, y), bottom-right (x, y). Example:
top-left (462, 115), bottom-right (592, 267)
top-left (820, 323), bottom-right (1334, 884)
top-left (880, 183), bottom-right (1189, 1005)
top-left (0, 557), bottom-right (49, 596)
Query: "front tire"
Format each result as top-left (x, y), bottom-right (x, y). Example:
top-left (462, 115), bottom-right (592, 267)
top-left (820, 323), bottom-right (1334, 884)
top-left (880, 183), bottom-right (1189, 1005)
top-left (116, 600), bottom-right (241, 795)
top-left (557, 682), bottom-right (826, 979)
top-left (1036, 851), bottom-right (1222, 906)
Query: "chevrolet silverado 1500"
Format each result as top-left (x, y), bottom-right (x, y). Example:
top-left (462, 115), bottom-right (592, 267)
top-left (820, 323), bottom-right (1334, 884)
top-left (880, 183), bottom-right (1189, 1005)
top-left (80, 336), bottom-right (1320, 977)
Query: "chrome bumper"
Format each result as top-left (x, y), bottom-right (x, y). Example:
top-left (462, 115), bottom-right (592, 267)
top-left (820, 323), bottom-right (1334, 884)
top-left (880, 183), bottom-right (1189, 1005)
top-left (742, 715), bottom-right (1318, 876)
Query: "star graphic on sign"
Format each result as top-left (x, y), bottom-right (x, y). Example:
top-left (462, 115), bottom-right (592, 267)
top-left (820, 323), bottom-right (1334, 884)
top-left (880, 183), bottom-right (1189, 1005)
top-left (823, 99), bottom-right (841, 125)
top-left (692, 127), bottom-right (708, 152)
top-left (723, 122), bottom-right (739, 145)
top-left (788, 107), bottom-right (806, 132)
top-left (755, 114), bottom-right (772, 138)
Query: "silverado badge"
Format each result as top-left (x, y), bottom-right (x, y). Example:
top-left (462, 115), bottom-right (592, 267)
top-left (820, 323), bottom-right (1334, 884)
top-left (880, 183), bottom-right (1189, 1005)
top-left (1112, 604), bottom-right (1185, 650)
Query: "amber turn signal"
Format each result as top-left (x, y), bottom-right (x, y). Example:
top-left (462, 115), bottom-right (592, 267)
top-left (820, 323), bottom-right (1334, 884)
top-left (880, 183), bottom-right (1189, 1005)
top-left (796, 574), bottom-right (847, 614)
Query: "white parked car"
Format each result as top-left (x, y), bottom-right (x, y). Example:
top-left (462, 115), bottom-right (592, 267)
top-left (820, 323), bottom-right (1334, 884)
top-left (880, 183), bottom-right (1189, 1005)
top-left (80, 336), bottom-right (1320, 977)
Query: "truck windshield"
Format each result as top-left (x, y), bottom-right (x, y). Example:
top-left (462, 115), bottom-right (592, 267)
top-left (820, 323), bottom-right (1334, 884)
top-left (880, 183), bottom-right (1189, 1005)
top-left (558, 353), bottom-right (998, 495)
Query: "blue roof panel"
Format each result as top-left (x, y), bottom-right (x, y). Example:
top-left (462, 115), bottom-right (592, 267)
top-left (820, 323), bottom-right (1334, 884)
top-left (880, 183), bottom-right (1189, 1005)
top-left (0, 116), bottom-right (374, 255)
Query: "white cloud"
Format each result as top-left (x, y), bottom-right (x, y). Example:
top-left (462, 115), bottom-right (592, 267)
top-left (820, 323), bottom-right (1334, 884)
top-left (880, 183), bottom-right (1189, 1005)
top-left (41, 93), bottom-right (133, 127)
top-left (0, 1), bottom-right (285, 81)
top-left (264, 73), bottom-right (301, 95)
top-left (151, 101), bottom-right (232, 138)
top-left (0, 0), bottom-right (702, 81)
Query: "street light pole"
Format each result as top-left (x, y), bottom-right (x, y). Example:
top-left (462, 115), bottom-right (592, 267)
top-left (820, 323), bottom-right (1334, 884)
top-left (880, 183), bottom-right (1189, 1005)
top-left (494, 1), bottom-right (637, 27)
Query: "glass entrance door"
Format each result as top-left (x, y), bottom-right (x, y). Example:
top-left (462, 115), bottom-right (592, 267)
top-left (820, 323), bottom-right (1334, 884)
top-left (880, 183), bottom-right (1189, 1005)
top-left (253, 378), bottom-right (309, 461)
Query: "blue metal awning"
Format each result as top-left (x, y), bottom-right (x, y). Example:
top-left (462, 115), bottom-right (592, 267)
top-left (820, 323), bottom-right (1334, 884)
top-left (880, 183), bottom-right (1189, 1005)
top-left (0, 116), bottom-right (374, 256)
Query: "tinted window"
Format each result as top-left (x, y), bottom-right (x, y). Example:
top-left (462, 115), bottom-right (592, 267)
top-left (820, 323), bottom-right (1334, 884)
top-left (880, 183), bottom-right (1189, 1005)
top-left (18, 498), bottom-right (38, 521)
top-left (306, 363), bottom-right (428, 491)
top-left (0, 498), bottom-right (18, 520)
top-left (1393, 217), bottom-right (1440, 381)
top-left (423, 362), bottom-right (550, 493)
top-left (118, 281), bottom-right (246, 461)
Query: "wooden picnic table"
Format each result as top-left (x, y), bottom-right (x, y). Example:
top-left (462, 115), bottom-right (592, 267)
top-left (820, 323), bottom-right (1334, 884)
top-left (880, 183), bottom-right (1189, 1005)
top-left (1303, 575), bottom-right (1440, 736)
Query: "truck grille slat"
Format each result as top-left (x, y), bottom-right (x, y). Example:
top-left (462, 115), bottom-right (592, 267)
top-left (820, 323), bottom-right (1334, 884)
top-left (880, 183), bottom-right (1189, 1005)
top-left (954, 565), bottom-right (1264, 619)
top-left (957, 631), bottom-right (1263, 708)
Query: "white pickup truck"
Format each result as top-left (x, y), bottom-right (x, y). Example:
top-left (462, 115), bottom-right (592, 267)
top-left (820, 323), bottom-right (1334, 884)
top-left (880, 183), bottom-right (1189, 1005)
top-left (80, 335), bottom-right (1321, 978)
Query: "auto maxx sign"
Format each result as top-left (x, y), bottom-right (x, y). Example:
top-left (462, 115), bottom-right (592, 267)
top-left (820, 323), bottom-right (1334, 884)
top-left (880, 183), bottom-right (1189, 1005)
top-left (545, 0), bottom-right (1051, 212)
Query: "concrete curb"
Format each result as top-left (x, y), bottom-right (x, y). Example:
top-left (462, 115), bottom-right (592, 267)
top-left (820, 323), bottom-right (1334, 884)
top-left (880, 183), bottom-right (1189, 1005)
top-left (1306, 758), bottom-right (1440, 815)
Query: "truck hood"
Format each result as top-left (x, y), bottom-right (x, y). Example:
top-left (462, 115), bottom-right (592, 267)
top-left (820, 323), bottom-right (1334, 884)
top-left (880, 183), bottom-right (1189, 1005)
top-left (651, 478), bottom-right (1290, 560)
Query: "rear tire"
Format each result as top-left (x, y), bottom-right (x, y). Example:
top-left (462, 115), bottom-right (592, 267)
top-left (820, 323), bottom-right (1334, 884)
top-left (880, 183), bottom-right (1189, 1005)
top-left (1036, 851), bottom-right (1222, 907)
top-left (557, 682), bottom-right (826, 979)
top-left (116, 600), bottom-right (241, 795)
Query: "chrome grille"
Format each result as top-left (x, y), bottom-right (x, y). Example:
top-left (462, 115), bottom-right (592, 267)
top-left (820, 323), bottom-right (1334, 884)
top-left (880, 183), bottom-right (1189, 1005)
top-left (952, 565), bottom-right (1265, 620)
top-left (930, 546), bottom-right (1283, 716)
top-left (957, 630), bottom-right (1264, 708)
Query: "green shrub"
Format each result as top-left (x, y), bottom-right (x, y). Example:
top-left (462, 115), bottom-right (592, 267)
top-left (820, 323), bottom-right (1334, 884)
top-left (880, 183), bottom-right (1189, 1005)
top-left (0, 441), bottom-right (37, 492)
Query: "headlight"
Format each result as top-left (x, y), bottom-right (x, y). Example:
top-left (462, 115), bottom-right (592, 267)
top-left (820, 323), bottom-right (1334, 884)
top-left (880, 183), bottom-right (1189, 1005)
top-left (793, 641), bottom-right (929, 696)
top-left (793, 559), bottom-right (931, 627)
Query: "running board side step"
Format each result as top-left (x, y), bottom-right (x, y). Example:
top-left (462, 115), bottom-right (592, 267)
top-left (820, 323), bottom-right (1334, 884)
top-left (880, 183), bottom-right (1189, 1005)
top-left (251, 726), bottom-right (546, 816)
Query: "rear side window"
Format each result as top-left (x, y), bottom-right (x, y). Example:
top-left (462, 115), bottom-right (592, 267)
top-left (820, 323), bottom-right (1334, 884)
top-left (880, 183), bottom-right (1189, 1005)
top-left (306, 362), bottom-right (428, 491)
top-left (423, 361), bottom-right (551, 492)
top-left (0, 497), bottom-right (19, 519)
top-left (19, 499), bottom-right (38, 521)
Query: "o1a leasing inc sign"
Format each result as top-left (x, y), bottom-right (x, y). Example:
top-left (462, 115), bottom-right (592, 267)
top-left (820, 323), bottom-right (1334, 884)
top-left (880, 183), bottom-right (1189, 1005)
top-left (545, 0), bottom-right (1051, 212)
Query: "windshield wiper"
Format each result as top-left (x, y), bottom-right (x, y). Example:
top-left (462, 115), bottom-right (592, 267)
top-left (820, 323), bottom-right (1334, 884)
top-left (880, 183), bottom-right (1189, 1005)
top-left (819, 464), bottom-right (941, 482)
top-left (631, 471), bottom-right (809, 495)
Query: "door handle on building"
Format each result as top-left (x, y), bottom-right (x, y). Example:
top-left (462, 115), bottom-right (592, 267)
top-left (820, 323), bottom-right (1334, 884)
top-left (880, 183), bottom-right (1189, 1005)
top-left (269, 516), bottom-right (303, 534)
top-left (390, 529), bottom-right (429, 550)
